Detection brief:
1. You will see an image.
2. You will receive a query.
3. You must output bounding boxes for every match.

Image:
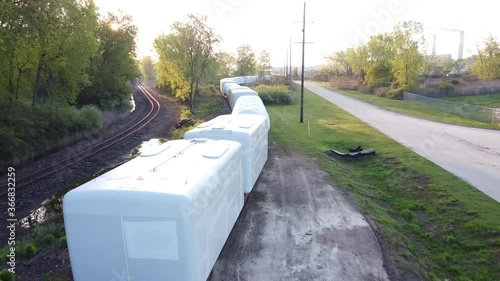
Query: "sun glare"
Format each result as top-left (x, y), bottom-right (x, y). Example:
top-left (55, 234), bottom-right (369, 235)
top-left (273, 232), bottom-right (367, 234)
top-left (110, 22), bottom-right (120, 31)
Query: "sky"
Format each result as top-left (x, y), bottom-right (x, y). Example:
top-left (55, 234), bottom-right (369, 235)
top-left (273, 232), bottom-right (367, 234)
top-left (93, 0), bottom-right (500, 67)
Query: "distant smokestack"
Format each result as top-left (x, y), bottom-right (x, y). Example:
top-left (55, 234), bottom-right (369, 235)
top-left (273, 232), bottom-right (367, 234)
top-left (432, 34), bottom-right (437, 56)
top-left (458, 31), bottom-right (464, 60)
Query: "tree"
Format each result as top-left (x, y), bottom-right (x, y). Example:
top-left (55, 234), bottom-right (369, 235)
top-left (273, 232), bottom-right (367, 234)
top-left (140, 56), bottom-right (156, 82)
top-left (422, 55), bottom-right (453, 76)
top-left (325, 50), bottom-right (352, 76)
top-left (365, 34), bottom-right (393, 88)
top-left (215, 51), bottom-right (235, 79)
top-left (258, 50), bottom-right (271, 77)
top-left (154, 35), bottom-right (191, 101)
top-left (0, 0), bottom-right (99, 106)
top-left (78, 12), bottom-right (140, 109)
top-left (293, 67), bottom-right (299, 80)
top-left (154, 14), bottom-right (220, 113)
top-left (452, 59), bottom-right (467, 75)
top-left (346, 45), bottom-right (370, 81)
top-left (390, 21), bottom-right (424, 91)
top-left (471, 35), bottom-right (500, 80)
top-left (234, 44), bottom-right (257, 76)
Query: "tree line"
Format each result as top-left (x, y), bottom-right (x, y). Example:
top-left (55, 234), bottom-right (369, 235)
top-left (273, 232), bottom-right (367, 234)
top-left (143, 14), bottom-right (272, 113)
top-left (0, 0), bottom-right (138, 108)
top-left (323, 21), bottom-right (500, 96)
top-left (0, 0), bottom-right (139, 167)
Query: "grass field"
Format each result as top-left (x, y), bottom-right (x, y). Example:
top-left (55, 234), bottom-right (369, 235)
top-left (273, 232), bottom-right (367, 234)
top-left (319, 83), bottom-right (500, 130)
top-left (266, 86), bottom-right (500, 280)
top-left (440, 93), bottom-right (500, 108)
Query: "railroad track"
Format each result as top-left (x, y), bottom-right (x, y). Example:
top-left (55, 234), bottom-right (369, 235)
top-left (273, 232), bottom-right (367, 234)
top-left (0, 82), bottom-right (161, 197)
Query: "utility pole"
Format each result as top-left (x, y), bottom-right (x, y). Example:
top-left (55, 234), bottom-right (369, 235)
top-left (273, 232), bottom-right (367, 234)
top-left (300, 2), bottom-right (306, 123)
top-left (286, 48), bottom-right (289, 78)
top-left (293, 2), bottom-right (313, 123)
top-left (290, 37), bottom-right (292, 78)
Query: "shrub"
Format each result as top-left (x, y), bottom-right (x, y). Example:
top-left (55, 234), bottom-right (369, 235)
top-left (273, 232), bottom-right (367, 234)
top-left (387, 88), bottom-right (404, 99)
top-left (373, 87), bottom-right (390, 97)
top-left (438, 81), bottom-right (456, 91)
top-left (21, 244), bottom-right (37, 258)
top-left (43, 234), bottom-right (56, 246)
top-left (199, 84), bottom-right (217, 95)
top-left (59, 236), bottom-right (67, 248)
top-left (78, 105), bottom-right (103, 132)
top-left (0, 269), bottom-right (14, 281)
top-left (253, 84), bottom-right (292, 105)
top-left (258, 92), bottom-right (273, 104)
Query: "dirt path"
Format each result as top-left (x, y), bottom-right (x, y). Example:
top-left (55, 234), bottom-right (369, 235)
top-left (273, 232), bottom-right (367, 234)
top-left (210, 143), bottom-right (390, 281)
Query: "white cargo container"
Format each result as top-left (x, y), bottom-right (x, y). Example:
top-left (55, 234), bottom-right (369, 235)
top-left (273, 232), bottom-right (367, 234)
top-left (228, 87), bottom-right (258, 109)
top-left (222, 82), bottom-right (245, 97)
top-left (232, 76), bottom-right (245, 84)
top-left (219, 77), bottom-right (234, 92)
top-left (243, 75), bottom-right (258, 85)
top-left (184, 114), bottom-right (268, 193)
top-left (63, 139), bottom-right (244, 281)
top-left (232, 95), bottom-right (270, 130)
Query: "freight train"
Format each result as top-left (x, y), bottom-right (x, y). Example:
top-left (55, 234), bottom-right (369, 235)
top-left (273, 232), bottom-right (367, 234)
top-left (63, 75), bottom-right (269, 281)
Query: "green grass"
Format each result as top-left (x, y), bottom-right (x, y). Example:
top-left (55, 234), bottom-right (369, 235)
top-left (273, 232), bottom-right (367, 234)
top-left (440, 93), bottom-right (500, 108)
top-left (170, 93), bottom-right (230, 140)
top-left (266, 86), bottom-right (500, 280)
top-left (318, 82), bottom-right (500, 130)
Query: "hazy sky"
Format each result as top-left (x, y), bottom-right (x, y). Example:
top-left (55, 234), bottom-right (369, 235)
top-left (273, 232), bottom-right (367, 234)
top-left (93, 0), bottom-right (500, 67)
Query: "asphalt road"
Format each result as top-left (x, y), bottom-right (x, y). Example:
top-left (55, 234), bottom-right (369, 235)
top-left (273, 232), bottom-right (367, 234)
top-left (210, 145), bottom-right (390, 281)
top-left (304, 82), bottom-right (500, 203)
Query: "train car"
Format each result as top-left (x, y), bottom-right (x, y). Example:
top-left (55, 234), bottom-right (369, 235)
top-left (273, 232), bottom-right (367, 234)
top-left (219, 77), bottom-right (235, 93)
top-left (221, 82), bottom-right (244, 97)
top-left (63, 139), bottom-right (244, 281)
top-left (232, 95), bottom-right (270, 130)
top-left (231, 76), bottom-right (245, 85)
top-left (242, 75), bottom-right (258, 85)
top-left (228, 87), bottom-right (259, 109)
top-left (184, 114), bottom-right (268, 193)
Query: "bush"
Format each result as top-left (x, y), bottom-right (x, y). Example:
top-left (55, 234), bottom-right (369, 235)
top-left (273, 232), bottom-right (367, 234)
top-left (438, 81), bottom-right (456, 91)
top-left (0, 269), bottom-right (14, 281)
top-left (21, 244), bottom-right (37, 258)
top-left (373, 87), bottom-right (390, 97)
top-left (199, 84), bottom-right (217, 95)
top-left (253, 84), bottom-right (292, 105)
top-left (59, 236), bottom-right (67, 248)
top-left (43, 234), bottom-right (56, 246)
top-left (258, 92), bottom-right (273, 104)
top-left (78, 105), bottom-right (103, 132)
top-left (387, 88), bottom-right (404, 99)
top-left (0, 101), bottom-right (107, 170)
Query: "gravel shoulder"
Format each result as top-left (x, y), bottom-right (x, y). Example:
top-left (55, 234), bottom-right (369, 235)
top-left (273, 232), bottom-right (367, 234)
top-left (210, 142), bottom-right (390, 281)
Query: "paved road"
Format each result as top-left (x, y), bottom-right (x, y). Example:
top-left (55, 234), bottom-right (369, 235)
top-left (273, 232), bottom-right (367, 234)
top-left (211, 145), bottom-right (390, 281)
top-left (304, 82), bottom-right (500, 203)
